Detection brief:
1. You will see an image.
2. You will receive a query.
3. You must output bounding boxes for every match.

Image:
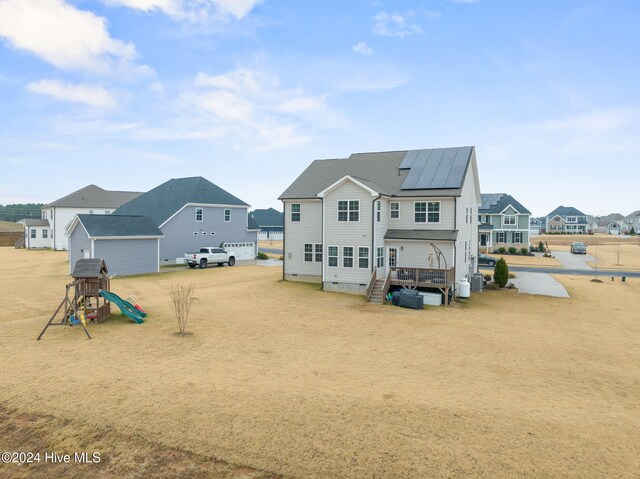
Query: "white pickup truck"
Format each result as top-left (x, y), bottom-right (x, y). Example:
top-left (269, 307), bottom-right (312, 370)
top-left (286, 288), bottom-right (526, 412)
top-left (184, 247), bottom-right (236, 269)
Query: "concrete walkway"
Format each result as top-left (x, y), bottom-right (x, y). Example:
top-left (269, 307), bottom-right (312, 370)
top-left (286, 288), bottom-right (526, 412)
top-left (509, 271), bottom-right (570, 298)
top-left (552, 250), bottom-right (596, 271)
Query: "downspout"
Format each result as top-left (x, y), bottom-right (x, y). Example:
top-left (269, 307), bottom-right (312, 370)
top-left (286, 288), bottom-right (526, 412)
top-left (453, 197), bottom-right (458, 293)
top-left (372, 194), bottom-right (381, 273)
top-left (321, 197), bottom-right (325, 289)
top-left (281, 200), bottom-right (286, 281)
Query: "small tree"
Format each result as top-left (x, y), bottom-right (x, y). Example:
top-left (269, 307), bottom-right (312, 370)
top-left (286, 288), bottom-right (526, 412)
top-left (538, 241), bottom-right (545, 252)
top-left (494, 258), bottom-right (509, 288)
top-left (170, 284), bottom-right (194, 336)
top-left (630, 227), bottom-right (636, 236)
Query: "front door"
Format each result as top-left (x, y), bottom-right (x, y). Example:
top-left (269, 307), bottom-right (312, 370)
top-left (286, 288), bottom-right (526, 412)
top-left (388, 247), bottom-right (398, 268)
top-left (480, 234), bottom-right (487, 247)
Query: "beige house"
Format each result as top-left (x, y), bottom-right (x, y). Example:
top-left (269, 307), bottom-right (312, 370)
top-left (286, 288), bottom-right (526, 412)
top-left (279, 147), bottom-right (481, 304)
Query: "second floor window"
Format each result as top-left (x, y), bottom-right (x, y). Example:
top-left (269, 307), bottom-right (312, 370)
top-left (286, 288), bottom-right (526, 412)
top-left (415, 201), bottom-right (440, 223)
top-left (376, 201), bottom-right (381, 222)
top-left (195, 207), bottom-right (203, 222)
top-left (224, 209), bottom-right (231, 222)
top-left (504, 215), bottom-right (516, 226)
top-left (338, 200), bottom-right (359, 222)
top-left (291, 204), bottom-right (300, 222)
top-left (390, 202), bottom-right (399, 219)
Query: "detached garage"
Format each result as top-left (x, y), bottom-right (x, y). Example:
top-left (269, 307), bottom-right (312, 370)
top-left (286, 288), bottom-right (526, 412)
top-left (67, 214), bottom-right (164, 276)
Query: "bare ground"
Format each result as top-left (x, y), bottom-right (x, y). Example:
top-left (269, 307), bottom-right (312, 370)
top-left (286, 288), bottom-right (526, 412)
top-left (1, 247), bottom-right (639, 478)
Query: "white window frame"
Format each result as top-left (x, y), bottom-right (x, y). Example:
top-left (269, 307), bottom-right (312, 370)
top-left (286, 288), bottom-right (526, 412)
top-left (291, 203), bottom-right (300, 222)
top-left (314, 244), bottom-right (322, 263)
top-left (427, 201), bottom-right (441, 223)
top-left (342, 246), bottom-right (354, 268)
top-left (30, 229), bottom-right (36, 239)
top-left (358, 246), bottom-right (369, 269)
top-left (390, 202), bottom-right (399, 219)
top-left (327, 245), bottom-right (338, 268)
top-left (304, 243), bottom-right (313, 262)
top-left (42, 229), bottom-right (48, 239)
top-left (337, 200), bottom-right (360, 222)
top-left (503, 215), bottom-right (516, 226)
top-left (195, 207), bottom-right (204, 222)
top-left (376, 201), bottom-right (381, 222)
top-left (224, 209), bottom-right (231, 222)
top-left (497, 231), bottom-right (506, 243)
top-left (376, 247), bottom-right (384, 268)
top-left (567, 216), bottom-right (577, 223)
top-left (513, 232), bottom-right (522, 243)
top-left (414, 202), bottom-right (427, 223)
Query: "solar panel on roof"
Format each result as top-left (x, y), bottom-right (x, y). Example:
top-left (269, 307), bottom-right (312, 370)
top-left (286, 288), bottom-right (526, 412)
top-left (400, 147), bottom-right (472, 190)
top-left (399, 150), bottom-right (420, 169)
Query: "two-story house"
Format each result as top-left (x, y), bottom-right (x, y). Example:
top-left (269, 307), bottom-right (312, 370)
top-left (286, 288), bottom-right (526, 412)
top-left (249, 208), bottom-right (284, 240)
top-left (595, 213), bottom-right (628, 235)
top-left (478, 194), bottom-right (531, 252)
top-left (546, 206), bottom-right (590, 234)
top-left (623, 210), bottom-right (640, 233)
top-left (279, 147), bottom-right (481, 304)
top-left (40, 184), bottom-right (142, 250)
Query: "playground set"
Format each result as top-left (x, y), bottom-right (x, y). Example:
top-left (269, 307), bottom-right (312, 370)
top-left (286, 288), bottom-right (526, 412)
top-left (37, 259), bottom-right (147, 340)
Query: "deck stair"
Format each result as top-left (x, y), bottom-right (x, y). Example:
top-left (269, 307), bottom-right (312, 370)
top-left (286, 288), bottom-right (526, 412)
top-left (368, 278), bottom-right (387, 304)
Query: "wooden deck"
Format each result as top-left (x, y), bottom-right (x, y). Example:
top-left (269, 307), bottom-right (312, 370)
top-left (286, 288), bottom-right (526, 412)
top-left (389, 267), bottom-right (455, 289)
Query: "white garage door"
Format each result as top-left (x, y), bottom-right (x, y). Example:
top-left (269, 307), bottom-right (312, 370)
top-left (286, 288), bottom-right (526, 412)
top-left (223, 242), bottom-right (255, 260)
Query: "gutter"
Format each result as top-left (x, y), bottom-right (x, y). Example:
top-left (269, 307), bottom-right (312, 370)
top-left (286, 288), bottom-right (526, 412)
top-left (281, 199), bottom-right (286, 281)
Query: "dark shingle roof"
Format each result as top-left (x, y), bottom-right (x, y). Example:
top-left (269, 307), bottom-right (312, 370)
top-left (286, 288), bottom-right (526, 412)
top-left (115, 177), bottom-right (249, 227)
top-left (547, 206), bottom-right (587, 218)
top-left (596, 213), bottom-right (624, 226)
top-left (46, 185), bottom-right (142, 208)
top-left (19, 219), bottom-right (50, 227)
top-left (249, 208), bottom-right (283, 227)
top-left (479, 193), bottom-right (531, 215)
top-left (77, 215), bottom-right (163, 238)
top-left (384, 229), bottom-right (458, 241)
top-left (279, 147), bottom-right (475, 200)
top-left (248, 215), bottom-right (260, 230)
top-left (72, 258), bottom-right (108, 278)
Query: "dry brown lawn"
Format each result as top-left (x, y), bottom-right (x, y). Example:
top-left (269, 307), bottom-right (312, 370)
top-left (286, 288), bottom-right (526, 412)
top-left (258, 239), bottom-right (283, 249)
top-left (1, 248), bottom-right (639, 478)
top-left (0, 220), bottom-right (22, 232)
top-left (495, 254), bottom-right (561, 267)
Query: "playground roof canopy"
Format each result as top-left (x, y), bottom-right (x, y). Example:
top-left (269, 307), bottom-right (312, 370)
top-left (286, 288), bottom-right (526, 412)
top-left (72, 258), bottom-right (108, 278)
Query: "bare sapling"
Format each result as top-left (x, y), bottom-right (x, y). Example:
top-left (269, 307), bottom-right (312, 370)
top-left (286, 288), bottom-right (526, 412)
top-left (170, 284), bottom-right (194, 336)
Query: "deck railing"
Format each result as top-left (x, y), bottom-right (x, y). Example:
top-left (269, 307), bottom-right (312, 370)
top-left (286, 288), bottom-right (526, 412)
top-left (365, 270), bottom-right (377, 300)
top-left (389, 267), bottom-right (454, 288)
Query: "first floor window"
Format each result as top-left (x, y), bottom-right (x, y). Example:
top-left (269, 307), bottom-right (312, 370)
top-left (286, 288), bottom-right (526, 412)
top-left (42, 229), bottom-right (48, 239)
top-left (196, 207), bottom-right (203, 222)
top-left (513, 232), bottom-right (522, 243)
top-left (343, 246), bottom-right (354, 268)
top-left (390, 202), bottom-right (399, 219)
top-left (497, 231), bottom-right (505, 243)
top-left (376, 247), bottom-right (384, 268)
top-left (328, 246), bottom-right (338, 267)
top-left (304, 243), bottom-right (313, 262)
top-left (358, 247), bottom-right (369, 268)
top-left (315, 244), bottom-right (322, 262)
top-left (291, 203), bottom-right (300, 222)
top-left (30, 229), bottom-right (36, 239)
top-left (224, 209), bottom-right (231, 222)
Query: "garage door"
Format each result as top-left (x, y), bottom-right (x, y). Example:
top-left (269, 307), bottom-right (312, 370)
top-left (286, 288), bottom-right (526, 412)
top-left (223, 242), bottom-right (255, 260)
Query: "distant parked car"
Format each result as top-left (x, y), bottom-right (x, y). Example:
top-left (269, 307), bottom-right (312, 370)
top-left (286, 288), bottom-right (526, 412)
top-left (478, 253), bottom-right (498, 267)
top-left (570, 242), bottom-right (587, 254)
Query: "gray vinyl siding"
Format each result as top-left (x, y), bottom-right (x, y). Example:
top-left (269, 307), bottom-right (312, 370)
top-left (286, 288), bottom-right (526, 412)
top-left (283, 199), bottom-right (322, 278)
top-left (94, 239), bottom-right (158, 276)
top-left (323, 182), bottom-right (374, 286)
top-left (159, 205), bottom-right (257, 262)
top-left (374, 199), bottom-right (388, 277)
top-left (385, 241), bottom-right (454, 268)
top-left (68, 225), bottom-right (91, 274)
top-left (387, 197), bottom-right (455, 230)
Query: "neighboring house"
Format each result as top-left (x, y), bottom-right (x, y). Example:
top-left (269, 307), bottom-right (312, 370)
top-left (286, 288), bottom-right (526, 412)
top-left (41, 185), bottom-right (142, 251)
top-left (66, 215), bottom-right (164, 276)
top-left (249, 208), bottom-right (284, 240)
top-left (279, 147), bottom-right (481, 303)
top-left (545, 206), bottom-right (590, 234)
top-left (478, 194), bottom-right (531, 252)
top-left (17, 219), bottom-right (50, 249)
top-left (529, 217), bottom-right (544, 237)
top-left (595, 213), bottom-right (627, 235)
top-left (623, 210), bottom-right (640, 232)
top-left (114, 177), bottom-right (259, 263)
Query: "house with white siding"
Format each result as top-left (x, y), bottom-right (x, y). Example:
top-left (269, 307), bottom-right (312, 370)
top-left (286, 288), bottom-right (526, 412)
top-left (623, 210), bottom-right (640, 233)
top-left (279, 147), bottom-right (481, 304)
top-left (17, 219), bottom-right (51, 249)
top-left (478, 194), bottom-right (531, 252)
top-left (40, 185), bottom-right (142, 250)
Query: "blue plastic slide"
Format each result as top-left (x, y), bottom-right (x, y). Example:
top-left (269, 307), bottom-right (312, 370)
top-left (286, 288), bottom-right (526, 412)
top-left (99, 290), bottom-right (146, 324)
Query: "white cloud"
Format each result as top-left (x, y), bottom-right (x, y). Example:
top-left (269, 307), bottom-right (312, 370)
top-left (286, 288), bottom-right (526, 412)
top-left (26, 79), bottom-right (118, 109)
top-left (373, 11), bottom-right (422, 38)
top-left (353, 41), bottom-right (373, 56)
top-left (180, 67), bottom-right (331, 150)
top-left (0, 0), bottom-right (145, 74)
top-left (150, 81), bottom-right (165, 93)
top-left (103, 0), bottom-right (262, 21)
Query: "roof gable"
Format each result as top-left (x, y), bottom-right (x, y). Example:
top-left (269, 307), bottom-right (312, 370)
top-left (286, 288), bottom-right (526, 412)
top-left (479, 193), bottom-right (531, 215)
top-left (45, 184), bottom-right (142, 208)
top-left (547, 206), bottom-right (586, 218)
top-left (114, 177), bottom-right (249, 227)
top-left (73, 214), bottom-right (164, 238)
top-left (72, 259), bottom-right (108, 278)
top-left (249, 208), bottom-right (283, 227)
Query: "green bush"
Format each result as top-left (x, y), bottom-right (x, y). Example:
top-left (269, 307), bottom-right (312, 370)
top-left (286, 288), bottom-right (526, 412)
top-left (494, 258), bottom-right (509, 288)
top-left (630, 227), bottom-right (636, 236)
top-left (508, 247), bottom-right (517, 255)
top-left (521, 247), bottom-right (529, 255)
top-left (538, 241), bottom-right (545, 252)
top-left (498, 246), bottom-right (507, 254)
top-left (257, 252), bottom-right (269, 260)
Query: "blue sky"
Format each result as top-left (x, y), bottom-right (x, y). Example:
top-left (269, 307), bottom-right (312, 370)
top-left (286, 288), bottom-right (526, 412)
top-left (1, 0), bottom-right (638, 217)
